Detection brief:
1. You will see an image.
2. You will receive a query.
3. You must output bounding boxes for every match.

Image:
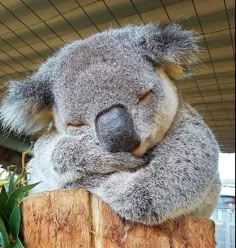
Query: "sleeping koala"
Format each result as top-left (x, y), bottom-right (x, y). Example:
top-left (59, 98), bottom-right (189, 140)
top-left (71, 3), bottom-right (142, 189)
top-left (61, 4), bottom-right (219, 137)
top-left (0, 24), bottom-right (221, 225)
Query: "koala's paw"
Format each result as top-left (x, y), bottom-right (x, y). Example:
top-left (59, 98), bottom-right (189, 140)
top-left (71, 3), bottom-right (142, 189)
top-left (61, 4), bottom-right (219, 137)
top-left (50, 135), bottom-right (146, 178)
top-left (89, 172), bottom-right (166, 225)
top-left (107, 191), bottom-right (165, 225)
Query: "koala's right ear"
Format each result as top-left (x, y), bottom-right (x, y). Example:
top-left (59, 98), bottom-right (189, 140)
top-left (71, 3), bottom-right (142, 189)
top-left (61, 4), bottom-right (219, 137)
top-left (134, 23), bottom-right (200, 79)
top-left (0, 77), bottom-right (54, 135)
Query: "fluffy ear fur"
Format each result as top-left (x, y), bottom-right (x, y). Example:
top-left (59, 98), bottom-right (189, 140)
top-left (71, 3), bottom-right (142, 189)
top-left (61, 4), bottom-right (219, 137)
top-left (136, 23), bottom-right (200, 79)
top-left (0, 78), bottom-right (54, 134)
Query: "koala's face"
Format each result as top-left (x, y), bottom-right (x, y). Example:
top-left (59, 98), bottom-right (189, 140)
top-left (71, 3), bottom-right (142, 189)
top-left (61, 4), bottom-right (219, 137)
top-left (52, 38), bottom-right (179, 155)
top-left (0, 24), bottom-right (198, 156)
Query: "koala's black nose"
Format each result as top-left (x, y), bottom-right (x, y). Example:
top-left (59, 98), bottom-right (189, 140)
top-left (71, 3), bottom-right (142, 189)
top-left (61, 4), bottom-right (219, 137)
top-left (95, 105), bottom-right (140, 153)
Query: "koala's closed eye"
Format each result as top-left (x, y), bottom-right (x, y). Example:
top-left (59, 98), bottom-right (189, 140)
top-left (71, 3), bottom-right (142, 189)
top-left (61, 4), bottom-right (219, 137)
top-left (67, 121), bottom-right (87, 128)
top-left (137, 89), bottom-right (153, 104)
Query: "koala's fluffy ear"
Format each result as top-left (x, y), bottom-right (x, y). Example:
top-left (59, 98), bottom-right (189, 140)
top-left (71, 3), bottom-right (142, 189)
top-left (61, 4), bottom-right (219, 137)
top-left (0, 77), bottom-right (54, 135)
top-left (137, 23), bottom-right (200, 79)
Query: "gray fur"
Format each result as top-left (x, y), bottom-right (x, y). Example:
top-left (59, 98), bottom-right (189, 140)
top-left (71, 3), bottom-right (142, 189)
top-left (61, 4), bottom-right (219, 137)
top-left (0, 23), bottom-right (220, 224)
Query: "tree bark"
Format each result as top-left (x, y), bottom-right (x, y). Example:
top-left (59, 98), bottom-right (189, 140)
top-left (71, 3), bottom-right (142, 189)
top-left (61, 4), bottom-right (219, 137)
top-left (21, 189), bottom-right (216, 248)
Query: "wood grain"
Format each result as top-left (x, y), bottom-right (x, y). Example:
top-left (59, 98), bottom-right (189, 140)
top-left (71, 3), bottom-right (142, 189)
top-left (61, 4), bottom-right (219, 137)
top-left (21, 189), bottom-right (216, 248)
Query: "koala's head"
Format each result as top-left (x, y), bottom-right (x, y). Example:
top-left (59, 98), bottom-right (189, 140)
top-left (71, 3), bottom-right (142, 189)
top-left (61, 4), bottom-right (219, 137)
top-left (0, 24), bottom-right (199, 156)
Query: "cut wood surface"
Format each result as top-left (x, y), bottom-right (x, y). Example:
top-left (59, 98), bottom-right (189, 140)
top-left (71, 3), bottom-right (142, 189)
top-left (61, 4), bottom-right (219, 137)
top-left (21, 189), bottom-right (216, 248)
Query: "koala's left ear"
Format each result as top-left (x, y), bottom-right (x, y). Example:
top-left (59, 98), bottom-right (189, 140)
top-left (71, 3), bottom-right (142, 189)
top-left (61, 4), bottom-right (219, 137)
top-left (0, 77), bottom-right (54, 135)
top-left (137, 23), bottom-right (200, 79)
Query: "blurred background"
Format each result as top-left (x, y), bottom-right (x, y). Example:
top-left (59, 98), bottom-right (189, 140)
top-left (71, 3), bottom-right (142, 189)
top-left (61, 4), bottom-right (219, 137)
top-left (0, 0), bottom-right (235, 247)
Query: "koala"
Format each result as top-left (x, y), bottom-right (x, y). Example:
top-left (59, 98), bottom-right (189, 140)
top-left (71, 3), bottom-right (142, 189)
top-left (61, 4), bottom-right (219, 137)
top-left (0, 24), bottom-right (221, 225)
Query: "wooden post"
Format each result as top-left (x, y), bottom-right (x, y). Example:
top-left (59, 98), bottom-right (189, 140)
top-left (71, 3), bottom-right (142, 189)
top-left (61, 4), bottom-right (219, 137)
top-left (21, 189), bottom-right (216, 248)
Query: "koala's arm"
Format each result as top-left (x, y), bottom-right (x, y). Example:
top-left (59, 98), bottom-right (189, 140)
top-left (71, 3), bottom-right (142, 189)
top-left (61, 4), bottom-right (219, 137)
top-left (28, 130), bottom-right (145, 193)
top-left (80, 104), bottom-right (221, 224)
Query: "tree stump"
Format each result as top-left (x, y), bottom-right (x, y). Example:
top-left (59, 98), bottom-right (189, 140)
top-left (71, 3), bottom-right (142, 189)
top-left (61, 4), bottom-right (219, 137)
top-left (21, 189), bottom-right (216, 248)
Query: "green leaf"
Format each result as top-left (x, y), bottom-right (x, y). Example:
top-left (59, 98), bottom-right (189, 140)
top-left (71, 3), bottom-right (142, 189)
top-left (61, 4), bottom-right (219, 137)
top-left (9, 204), bottom-right (21, 238)
top-left (7, 165), bottom-right (17, 172)
top-left (14, 183), bottom-right (39, 194)
top-left (14, 174), bottom-right (25, 188)
top-left (0, 216), bottom-right (10, 247)
top-left (5, 193), bottom-right (24, 220)
top-left (6, 183), bottom-right (39, 217)
top-left (0, 232), bottom-right (4, 246)
top-left (0, 187), bottom-right (8, 217)
top-left (0, 187), bottom-right (9, 233)
top-left (8, 172), bottom-right (16, 196)
top-left (13, 238), bottom-right (24, 248)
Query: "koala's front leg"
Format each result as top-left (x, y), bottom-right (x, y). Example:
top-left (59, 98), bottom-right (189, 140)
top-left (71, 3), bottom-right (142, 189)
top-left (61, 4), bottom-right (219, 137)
top-left (50, 134), bottom-right (145, 176)
top-left (86, 169), bottom-right (170, 224)
top-left (29, 131), bottom-right (145, 193)
top-left (87, 157), bottom-right (219, 225)
top-left (84, 110), bottom-right (221, 224)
